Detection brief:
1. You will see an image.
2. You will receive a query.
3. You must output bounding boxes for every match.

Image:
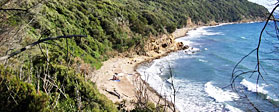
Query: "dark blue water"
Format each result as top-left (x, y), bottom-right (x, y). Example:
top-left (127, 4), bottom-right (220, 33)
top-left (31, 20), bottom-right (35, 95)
top-left (138, 22), bottom-right (279, 112)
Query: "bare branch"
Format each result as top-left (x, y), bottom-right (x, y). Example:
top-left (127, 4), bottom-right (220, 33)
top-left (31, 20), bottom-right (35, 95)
top-left (270, 18), bottom-right (279, 22)
top-left (0, 8), bottom-right (28, 12)
top-left (231, 3), bottom-right (279, 112)
top-left (0, 35), bottom-right (87, 61)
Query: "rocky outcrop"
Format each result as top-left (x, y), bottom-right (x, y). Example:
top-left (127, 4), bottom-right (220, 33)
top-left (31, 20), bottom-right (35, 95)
top-left (176, 42), bottom-right (190, 50)
top-left (144, 33), bottom-right (190, 57)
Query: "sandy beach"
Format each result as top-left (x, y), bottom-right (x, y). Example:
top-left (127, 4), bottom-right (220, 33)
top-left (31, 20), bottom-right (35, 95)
top-left (90, 25), bottom-right (197, 110)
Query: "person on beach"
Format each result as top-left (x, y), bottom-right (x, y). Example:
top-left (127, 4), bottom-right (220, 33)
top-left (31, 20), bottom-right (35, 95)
top-left (112, 75), bottom-right (119, 81)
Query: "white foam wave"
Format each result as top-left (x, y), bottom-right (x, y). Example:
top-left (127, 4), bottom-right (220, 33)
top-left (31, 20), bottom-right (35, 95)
top-left (175, 38), bottom-right (197, 46)
top-left (240, 79), bottom-right (268, 94)
top-left (241, 36), bottom-right (246, 39)
top-left (198, 59), bottom-right (208, 63)
top-left (157, 50), bottom-right (201, 61)
top-left (137, 61), bottom-right (223, 112)
top-left (247, 21), bottom-right (257, 24)
top-left (225, 104), bottom-right (244, 112)
top-left (176, 25), bottom-right (223, 47)
top-left (186, 27), bottom-right (223, 38)
top-left (184, 47), bottom-right (200, 54)
top-left (137, 59), bottom-right (179, 108)
top-left (205, 82), bottom-right (239, 102)
top-left (240, 79), bottom-right (279, 101)
top-left (175, 80), bottom-right (224, 112)
top-left (180, 40), bottom-right (193, 46)
top-left (217, 23), bottom-right (234, 26)
top-left (138, 61), bottom-right (243, 112)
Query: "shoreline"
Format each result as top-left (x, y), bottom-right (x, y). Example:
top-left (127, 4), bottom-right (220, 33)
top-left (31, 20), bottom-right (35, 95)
top-left (90, 20), bottom-right (262, 111)
top-left (91, 24), bottom-right (197, 110)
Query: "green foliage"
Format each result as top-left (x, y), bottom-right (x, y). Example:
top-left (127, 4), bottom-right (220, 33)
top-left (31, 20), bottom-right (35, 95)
top-left (131, 102), bottom-right (158, 112)
top-left (0, 58), bottom-right (118, 112)
top-left (53, 64), bottom-right (117, 111)
top-left (24, 0), bottom-right (268, 69)
top-left (166, 23), bottom-right (177, 33)
top-left (0, 65), bottom-right (49, 112)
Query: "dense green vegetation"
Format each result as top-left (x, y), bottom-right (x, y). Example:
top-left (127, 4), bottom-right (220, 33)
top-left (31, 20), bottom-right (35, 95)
top-left (1, 0), bottom-right (268, 68)
top-left (0, 0), bottom-right (268, 111)
top-left (0, 61), bottom-right (118, 111)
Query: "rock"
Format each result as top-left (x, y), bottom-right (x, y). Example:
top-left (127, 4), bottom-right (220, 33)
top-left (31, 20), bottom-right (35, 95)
top-left (187, 17), bottom-right (193, 27)
top-left (162, 43), bottom-right (168, 48)
top-left (182, 45), bottom-right (190, 50)
top-left (176, 42), bottom-right (184, 50)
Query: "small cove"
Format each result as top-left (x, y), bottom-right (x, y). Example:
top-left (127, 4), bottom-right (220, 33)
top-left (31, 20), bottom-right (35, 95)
top-left (137, 22), bottom-right (279, 112)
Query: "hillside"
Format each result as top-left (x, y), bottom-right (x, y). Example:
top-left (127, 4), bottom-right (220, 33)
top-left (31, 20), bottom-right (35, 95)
top-left (0, 0), bottom-right (268, 111)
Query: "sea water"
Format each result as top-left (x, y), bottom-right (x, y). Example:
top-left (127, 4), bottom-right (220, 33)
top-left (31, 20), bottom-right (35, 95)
top-left (137, 22), bottom-right (279, 112)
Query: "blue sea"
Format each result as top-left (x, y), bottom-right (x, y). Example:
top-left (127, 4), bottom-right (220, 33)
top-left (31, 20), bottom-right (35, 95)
top-left (137, 22), bottom-right (279, 112)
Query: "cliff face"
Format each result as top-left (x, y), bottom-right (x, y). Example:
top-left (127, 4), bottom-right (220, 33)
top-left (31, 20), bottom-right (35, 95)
top-left (0, 0), bottom-right (269, 111)
top-left (142, 17), bottom-right (264, 58)
top-left (144, 32), bottom-right (189, 56)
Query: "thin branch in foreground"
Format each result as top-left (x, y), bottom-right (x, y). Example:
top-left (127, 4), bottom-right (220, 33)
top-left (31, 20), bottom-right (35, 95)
top-left (0, 8), bottom-right (28, 12)
top-left (231, 3), bottom-right (279, 112)
top-left (0, 35), bottom-right (87, 61)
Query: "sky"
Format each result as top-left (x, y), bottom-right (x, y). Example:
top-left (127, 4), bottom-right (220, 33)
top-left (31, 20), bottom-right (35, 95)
top-left (248, 0), bottom-right (278, 12)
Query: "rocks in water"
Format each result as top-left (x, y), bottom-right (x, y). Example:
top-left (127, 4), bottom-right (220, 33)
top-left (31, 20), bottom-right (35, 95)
top-left (176, 42), bottom-right (184, 50)
top-left (184, 47), bottom-right (201, 54)
top-left (182, 45), bottom-right (189, 50)
top-left (176, 42), bottom-right (190, 50)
